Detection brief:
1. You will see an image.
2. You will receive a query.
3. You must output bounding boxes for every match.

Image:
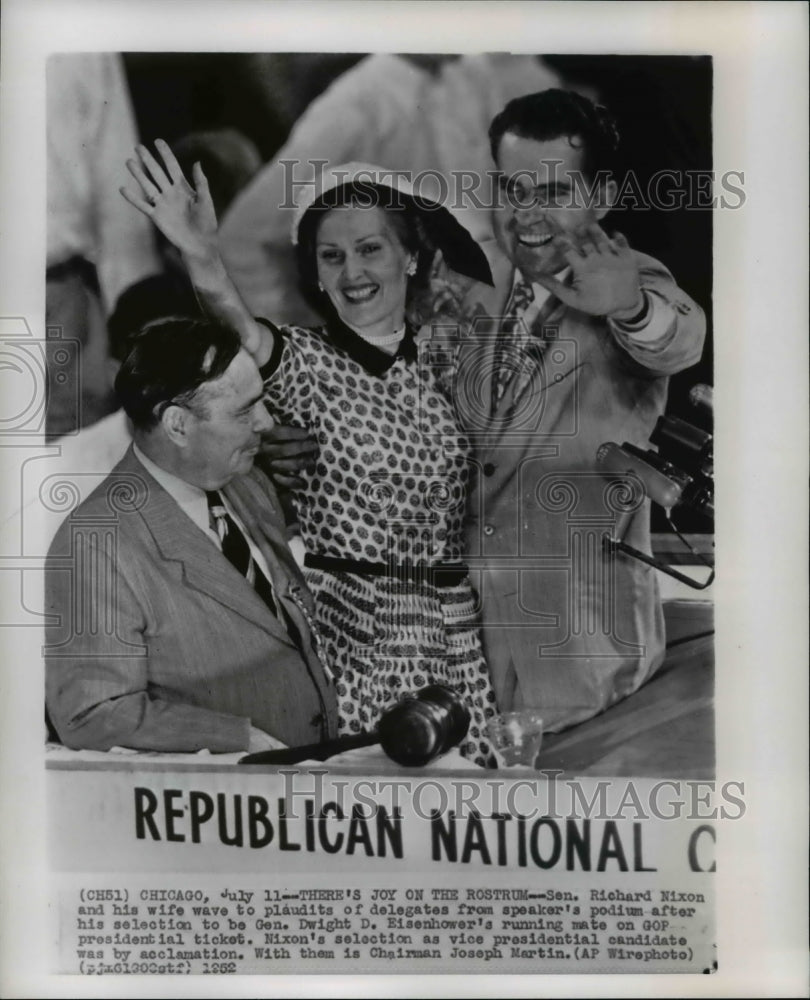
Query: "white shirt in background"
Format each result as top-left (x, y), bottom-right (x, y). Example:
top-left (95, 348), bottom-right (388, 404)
top-left (47, 53), bottom-right (161, 313)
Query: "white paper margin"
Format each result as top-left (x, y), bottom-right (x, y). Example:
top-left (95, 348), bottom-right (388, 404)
top-left (1, 1), bottom-right (807, 997)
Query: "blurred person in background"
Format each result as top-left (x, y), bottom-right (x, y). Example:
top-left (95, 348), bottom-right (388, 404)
top-left (169, 129), bottom-right (263, 228)
top-left (44, 118), bottom-right (264, 469)
top-left (218, 53), bottom-right (561, 326)
top-left (46, 53), bottom-right (162, 437)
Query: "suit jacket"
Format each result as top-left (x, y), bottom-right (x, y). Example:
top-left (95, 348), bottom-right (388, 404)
top-left (451, 245), bottom-right (706, 730)
top-left (45, 446), bottom-right (338, 752)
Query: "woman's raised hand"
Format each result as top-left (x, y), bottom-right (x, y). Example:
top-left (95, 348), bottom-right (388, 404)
top-left (121, 138), bottom-right (274, 367)
top-left (120, 139), bottom-right (218, 259)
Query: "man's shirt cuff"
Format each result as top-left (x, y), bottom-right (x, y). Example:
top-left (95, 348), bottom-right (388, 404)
top-left (608, 289), bottom-right (675, 343)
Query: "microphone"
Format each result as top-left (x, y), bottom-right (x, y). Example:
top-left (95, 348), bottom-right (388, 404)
top-left (596, 441), bottom-right (687, 512)
top-left (595, 383), bottom-right (715, 591)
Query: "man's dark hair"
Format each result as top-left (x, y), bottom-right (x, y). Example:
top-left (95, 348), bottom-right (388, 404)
top-left (114, 317), bottom-right (242, 431)
top-left (488, 88), bottom-right (621, 179)
top-left (107, 273), bottom-right (201, 363)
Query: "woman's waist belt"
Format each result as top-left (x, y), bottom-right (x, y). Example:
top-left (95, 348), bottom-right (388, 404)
top-left (304, 553), bottom-right (468, 587)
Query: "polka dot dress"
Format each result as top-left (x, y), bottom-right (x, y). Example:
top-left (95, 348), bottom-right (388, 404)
top-left (261, 321), bottom-right (496, 767)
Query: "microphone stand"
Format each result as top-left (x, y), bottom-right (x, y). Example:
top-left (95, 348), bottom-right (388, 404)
top-left (604, 536), bottom-right (715, 591)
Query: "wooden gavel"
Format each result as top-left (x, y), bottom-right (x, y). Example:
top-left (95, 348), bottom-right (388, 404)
top-left (239, 684), bottom-right (470, 767)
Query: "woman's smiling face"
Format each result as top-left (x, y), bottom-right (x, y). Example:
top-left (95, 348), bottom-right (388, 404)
top-left (315, 204), bottom-right (412, 337)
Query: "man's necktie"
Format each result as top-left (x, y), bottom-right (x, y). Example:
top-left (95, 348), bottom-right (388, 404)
top-left (492, 278), bottom-right (536, 410)
top-left (206, 491), bottom-right (332, 680)
top-left (206, 491), bottom-right (278, 615)
top-left (493, 279), bottom-right (562, 412)
top-left (508, 277), bottom-right (535, 315)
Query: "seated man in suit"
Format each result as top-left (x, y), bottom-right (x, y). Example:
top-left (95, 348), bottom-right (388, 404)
top-left (45, 317), bottom-right (337, 753)
top-left (456, 89), bottom-right (706, 728)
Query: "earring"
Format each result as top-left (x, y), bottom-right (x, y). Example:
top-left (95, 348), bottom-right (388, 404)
top-left (317, 281), bottom-right (325, 292)
top-left (406, 259), bottom-right (417, 277)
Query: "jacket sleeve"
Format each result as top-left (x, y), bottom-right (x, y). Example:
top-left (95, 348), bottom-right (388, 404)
top-left (607, 252), bottom-right (706, 377)
top-left (44, 531), bottom-right (251, 753)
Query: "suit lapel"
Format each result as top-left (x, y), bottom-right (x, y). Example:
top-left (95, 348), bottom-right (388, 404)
top-left (118, 447), bottom-right (295, 642)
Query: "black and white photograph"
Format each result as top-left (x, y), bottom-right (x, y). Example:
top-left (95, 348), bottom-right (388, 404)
top-left (0, 1), bottom-right (807, 997)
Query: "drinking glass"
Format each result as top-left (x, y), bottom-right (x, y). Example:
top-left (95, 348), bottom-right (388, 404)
top-left (486, 711), bottom-right (545, 769)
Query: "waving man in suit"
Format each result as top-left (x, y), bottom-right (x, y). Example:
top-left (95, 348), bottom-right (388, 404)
top-left (455, 89), bottom-right (706, 728)
top-left (45, 317), bottom-right (337, 753)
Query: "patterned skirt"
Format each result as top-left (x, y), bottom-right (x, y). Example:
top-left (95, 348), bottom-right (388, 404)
top-left (304, 568), bottom-right (497, 768)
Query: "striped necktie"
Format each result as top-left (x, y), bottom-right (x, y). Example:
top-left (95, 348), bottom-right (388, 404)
top-left (509, 277), bottom-right (535, 315)
top-left (206, 490), bottom-right (277, 615)
top-left (492, 278), bottom-right (561, 411)
top-left (205, 492), bottom-right (329, 675)
top-left (492, 278), bottom-right (536, 410)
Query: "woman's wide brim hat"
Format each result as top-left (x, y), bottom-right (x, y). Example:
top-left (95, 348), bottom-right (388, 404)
top-left (291, 161), bottom-right (494, 287)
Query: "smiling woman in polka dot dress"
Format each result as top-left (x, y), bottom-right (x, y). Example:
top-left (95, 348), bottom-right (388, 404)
top-left (122, 144), bottom-right (498, 766)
